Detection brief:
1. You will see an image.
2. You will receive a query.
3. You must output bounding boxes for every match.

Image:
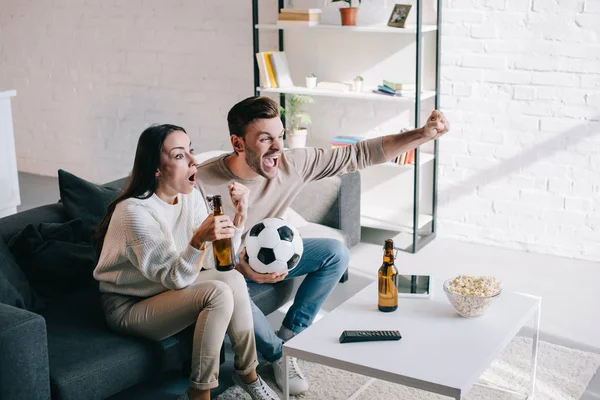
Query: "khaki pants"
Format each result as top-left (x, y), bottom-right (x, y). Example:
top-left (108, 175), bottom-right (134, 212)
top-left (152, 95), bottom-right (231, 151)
top-left (101, 269), bottom-right (257, 390)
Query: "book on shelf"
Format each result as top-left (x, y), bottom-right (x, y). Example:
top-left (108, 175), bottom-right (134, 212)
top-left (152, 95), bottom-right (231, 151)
top-left (255, 51), bottom-right (278, 88)
top-left (279, 8), bottom-right (322, 14)
top-left (372, 89), bottom-right (416, 97)
top-left (268, 52), bottom-right (294, 88)
top-left (382, 80), bottom-right (417, 91)
top-left (330, 136), bottom-right (366, 148)
top-left (278, 12), bottom-right (321, 21)
top-left (392, 148), bottom-right (415, 165)
top-left (255, 53), bottom-right (270, 89)
top-left (377, 84), bottom-right (396, 95)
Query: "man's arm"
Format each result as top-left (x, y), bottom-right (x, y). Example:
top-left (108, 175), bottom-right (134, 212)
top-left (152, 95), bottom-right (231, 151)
top-left (381, 110), bottom-right (450, 161)
top-left (288, 110), bottom-right (450, 182)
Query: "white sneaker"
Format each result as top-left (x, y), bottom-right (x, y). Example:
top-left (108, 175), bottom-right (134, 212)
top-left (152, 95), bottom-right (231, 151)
top-left (273, 357), bottom-right (309, 395)
top-left (232, 373), bottom-right (279, 400)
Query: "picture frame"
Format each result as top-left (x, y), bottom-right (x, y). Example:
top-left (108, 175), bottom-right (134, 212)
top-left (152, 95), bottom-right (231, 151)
top-left (387, 4), bottom-right (412, 28)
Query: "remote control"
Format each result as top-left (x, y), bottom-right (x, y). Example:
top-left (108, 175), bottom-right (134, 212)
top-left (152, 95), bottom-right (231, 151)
top-left (339, 330), bottom-right (402, 343)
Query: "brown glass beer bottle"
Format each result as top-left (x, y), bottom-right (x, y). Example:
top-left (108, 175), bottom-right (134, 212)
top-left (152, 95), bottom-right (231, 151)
top-left (211, 195), bottom-right (235, 272)
top-left (378, 239), bottom-right (398, 312)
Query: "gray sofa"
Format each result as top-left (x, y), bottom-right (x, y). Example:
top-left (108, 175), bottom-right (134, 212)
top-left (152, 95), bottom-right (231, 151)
top-left (0, 171), bottom-right (360, 400)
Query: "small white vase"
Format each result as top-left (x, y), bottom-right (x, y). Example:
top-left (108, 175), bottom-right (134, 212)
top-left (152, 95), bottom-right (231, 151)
top-left (287, 128), bottom-right (308, 148)
top-left (353, 80), bottom-right (363, 92)
top-left (305, 76), bottom-right (317, 89)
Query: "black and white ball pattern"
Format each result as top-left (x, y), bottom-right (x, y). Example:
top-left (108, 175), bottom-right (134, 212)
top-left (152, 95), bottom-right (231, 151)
top-left (245, 218), bottom-right (304, 274)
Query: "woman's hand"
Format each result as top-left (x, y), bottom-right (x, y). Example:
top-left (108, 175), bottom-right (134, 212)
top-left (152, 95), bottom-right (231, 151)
top-left (229, 182), bottom-right (250, 229)
top-left (235, 248), bottom-right (288, 283)
top-left (190, 214), bottom-right (235, 250)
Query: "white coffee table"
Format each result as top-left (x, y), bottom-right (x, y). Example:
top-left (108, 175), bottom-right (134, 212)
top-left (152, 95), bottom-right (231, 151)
top-left (282, 280), bottom-right (541, 399)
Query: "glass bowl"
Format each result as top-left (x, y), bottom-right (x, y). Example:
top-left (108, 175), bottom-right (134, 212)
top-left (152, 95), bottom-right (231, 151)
top-left (443, 278), bottom-right (502, 318)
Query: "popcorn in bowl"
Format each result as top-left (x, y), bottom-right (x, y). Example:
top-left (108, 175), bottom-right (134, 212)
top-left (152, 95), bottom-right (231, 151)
top-left (443, 275), bottom-right (502, 318)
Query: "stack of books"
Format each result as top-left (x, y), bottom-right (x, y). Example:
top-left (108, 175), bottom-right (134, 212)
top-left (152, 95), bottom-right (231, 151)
top-left (278, 8), bottom-right (322, 26)
top-left (392, 149), bottom-right (416, 165)
top-left (330, 136), bottom-right (366, 148)
top-left (255, 51), bottom-right (294, 89)
top-left (373, 80), bottom-right (416, 97)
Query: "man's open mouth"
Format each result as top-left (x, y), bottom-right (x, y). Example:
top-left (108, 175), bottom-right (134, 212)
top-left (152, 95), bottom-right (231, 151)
top-left (263, 155), bottom-right (279, 169)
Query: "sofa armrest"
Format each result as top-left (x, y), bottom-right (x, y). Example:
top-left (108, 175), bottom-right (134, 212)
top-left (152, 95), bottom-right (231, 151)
top-left (0, 303), bottom-right (51, 400)
top-left (290, 172), bottom-right (361, 247)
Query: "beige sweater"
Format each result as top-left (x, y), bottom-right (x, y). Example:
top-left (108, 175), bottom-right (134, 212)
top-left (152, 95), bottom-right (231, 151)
top-left (93, 188), bottom-right (242, 297)
top-left (196, 137), bottom-right (387, 234)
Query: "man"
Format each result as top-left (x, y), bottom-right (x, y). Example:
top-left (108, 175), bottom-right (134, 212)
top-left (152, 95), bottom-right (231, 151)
top-left (196, 96), bottom-right (449, 395)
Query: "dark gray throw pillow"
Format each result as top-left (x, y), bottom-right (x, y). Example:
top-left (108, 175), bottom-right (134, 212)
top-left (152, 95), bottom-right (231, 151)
top-left (7, 219), bottom-right (98, 303)
top-left (0, 238), bottom-right (43, 311)
top-left (58, 169), bottom-right (121, 242)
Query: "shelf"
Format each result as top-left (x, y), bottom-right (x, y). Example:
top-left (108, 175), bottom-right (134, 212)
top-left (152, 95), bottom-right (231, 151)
top-left (374, 153), bottom-right (435, 169)
top-left (258, 86), bottom-right (436, 103)
top-left (256, 23), bottom-right (438, 34)
top-left (361, 210), bottom-right (433, 232)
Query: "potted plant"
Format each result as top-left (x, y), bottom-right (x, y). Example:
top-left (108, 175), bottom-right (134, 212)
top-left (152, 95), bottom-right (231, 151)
top-left (306, 73), bottom-right (317, 89)
top-left (280, 94), bottom-right (314, 148)
top-left (332, 0), bottom-right (361, 26)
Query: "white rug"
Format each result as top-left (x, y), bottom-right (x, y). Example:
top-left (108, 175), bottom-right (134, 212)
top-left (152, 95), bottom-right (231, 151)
top-left (216, 337), bottom-right (600, 400)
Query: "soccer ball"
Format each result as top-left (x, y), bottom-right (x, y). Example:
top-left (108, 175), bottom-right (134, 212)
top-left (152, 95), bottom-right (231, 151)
top-left (244, 218), bottom-right (304, 274)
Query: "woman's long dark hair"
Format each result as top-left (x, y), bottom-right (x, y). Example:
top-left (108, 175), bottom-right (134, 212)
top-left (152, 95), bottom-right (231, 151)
top-left (94, 124), bottom-right (187, 255)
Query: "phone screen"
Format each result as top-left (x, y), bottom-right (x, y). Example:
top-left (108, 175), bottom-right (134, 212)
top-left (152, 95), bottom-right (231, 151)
top-left (397, 275), bottom-right (431, 295)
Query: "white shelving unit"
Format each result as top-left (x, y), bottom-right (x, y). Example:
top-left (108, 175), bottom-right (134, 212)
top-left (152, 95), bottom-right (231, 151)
top-left (258, 86), bottom-right (436, 103)
top-left (360, 153), bottom-right (435, 232)
top-left (252, 1), bottom-right (441, 253)
top-left (255, 23), bottom-right (438, 34)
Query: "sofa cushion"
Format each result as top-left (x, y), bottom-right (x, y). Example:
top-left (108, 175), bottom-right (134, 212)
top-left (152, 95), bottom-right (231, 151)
top-left (0, 203), bottom-right (70, 243)
top-left (7, 219), bottom-right (98, 303)
top-left (298, 222), bottom-right (349, 247)
top-left (0, 238), bottom-right (43, 310)
top-left (58, 169), bottom-right (121, 242)
top-left (0, 269), bottom-right (25, 309)
top-left (43, 289), bottom-right (160, 400)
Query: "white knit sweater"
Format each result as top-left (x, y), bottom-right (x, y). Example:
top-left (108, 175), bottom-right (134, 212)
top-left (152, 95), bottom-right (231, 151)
top-left (93, 188), bottom-right (242, 297)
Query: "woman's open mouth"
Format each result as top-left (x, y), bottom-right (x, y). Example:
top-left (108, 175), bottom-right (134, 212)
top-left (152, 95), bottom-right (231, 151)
top-left (188, 173), bottom-right (196, 184)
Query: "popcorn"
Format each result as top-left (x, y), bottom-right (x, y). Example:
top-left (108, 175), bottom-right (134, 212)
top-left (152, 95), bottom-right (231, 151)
top-left (445, 275), bottom-right (502, 297)
top-left (444, 275), bottom-right (502, 317)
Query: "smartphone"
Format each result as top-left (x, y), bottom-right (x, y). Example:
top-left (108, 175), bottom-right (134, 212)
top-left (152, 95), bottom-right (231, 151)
top-left (397, 274), bottom-right (432, 298)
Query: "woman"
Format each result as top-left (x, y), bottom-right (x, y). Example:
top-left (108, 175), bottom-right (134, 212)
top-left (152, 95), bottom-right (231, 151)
top-left (93, 124), bottom-right (278, 400)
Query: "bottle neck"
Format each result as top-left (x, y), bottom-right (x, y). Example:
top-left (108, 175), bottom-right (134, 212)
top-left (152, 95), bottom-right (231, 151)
top-left (382, 240), bottom-right (395, 266)
top-left (212, 196), bottom-right (224, 216)
top-left (382, 253), bottom-right (394, 265)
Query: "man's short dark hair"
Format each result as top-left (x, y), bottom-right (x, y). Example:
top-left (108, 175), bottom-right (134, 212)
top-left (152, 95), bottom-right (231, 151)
top-left (227, 96), bottom-right (280, 138)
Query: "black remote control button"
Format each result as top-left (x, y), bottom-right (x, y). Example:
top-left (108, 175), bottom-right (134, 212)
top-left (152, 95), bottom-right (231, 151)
top-left (339, 330), bottom-right (402, 343)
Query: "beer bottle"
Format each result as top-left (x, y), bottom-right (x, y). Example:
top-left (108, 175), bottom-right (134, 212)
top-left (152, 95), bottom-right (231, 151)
top-left (210, 195), bottom-right (235, 272)
top-left (378, 239), bottom-right (398, 312)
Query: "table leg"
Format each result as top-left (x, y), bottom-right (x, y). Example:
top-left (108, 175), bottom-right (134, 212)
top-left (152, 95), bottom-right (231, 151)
top-left (283, 355), bottom-right (289, 400)
top-left (529, 302), bottom-right (541, 398)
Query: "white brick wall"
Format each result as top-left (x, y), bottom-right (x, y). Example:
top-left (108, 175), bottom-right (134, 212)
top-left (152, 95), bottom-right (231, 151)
top-left (439, 0), bottom-right (600, 261)
top-left (1, 0), bottom-right (599, 261)
top-left (0, 1), bottom-right (257, 183)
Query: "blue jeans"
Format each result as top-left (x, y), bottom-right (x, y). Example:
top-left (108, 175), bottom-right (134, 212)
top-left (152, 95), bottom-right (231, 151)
top-left (249, 238), bottom-right (349, 362)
